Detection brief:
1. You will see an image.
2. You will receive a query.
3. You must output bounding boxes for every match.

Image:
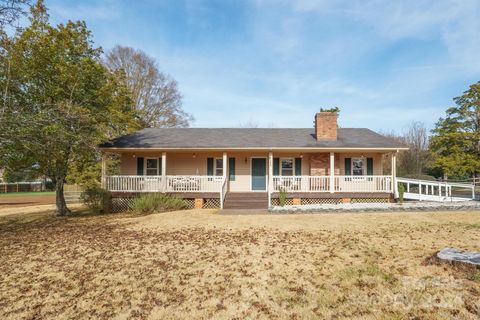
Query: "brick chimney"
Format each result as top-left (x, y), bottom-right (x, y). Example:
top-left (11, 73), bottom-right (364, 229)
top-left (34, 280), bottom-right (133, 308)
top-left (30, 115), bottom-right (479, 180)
top-left (314, 112), bottom-right (338, 140)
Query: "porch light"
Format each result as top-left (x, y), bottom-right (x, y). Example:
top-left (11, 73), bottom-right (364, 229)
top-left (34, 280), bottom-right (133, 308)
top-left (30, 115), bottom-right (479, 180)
top-left (133, 154), bottom-right (136, 158)
top-left (192, 153), bottom-right (196, 158)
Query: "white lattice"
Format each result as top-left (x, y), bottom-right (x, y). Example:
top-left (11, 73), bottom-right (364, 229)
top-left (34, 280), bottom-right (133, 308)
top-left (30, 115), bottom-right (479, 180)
top-left (271, 198), bottom-right (294, 206)
top-left (301, 198), bottom-right (341, 205)
top-left (351, 197), bottom-right (390, 204)
top-left (111, 197), bottom-right (133, 213)
top-left (203, 198), bottom-right (221, 209)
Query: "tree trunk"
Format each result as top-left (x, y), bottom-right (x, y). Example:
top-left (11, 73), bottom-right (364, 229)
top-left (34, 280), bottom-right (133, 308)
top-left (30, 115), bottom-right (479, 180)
top-left (55, 177), bottom-right (71, 216)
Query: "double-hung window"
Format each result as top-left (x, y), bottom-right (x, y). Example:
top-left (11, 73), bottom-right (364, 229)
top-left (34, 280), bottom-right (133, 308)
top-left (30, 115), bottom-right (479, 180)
top-left (145, 158), bottom-right (159, 176)
top-left (214, 158), bottom-right (223, 176)
top-left (280, 158), bottom-right (294, 176)
top-left (351, 158), bottom-right (364, 176)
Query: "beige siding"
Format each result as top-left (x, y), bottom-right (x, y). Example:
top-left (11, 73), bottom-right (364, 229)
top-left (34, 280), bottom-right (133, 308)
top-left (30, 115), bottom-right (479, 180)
top-left (338, 153), bottom-right (384, 175)
top-left (119, 151), bottom-right (385, 192)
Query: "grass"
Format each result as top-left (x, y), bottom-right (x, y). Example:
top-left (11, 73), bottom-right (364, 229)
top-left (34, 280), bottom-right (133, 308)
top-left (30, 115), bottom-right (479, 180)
top-left (0, 191), bottom-right (55, 196)
top-left (0, 209), bottom-right (479, 319)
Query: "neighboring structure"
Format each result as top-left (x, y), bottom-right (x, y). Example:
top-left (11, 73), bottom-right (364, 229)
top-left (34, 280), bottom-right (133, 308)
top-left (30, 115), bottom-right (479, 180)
top-left (99, 111), bottom-right (408, 209)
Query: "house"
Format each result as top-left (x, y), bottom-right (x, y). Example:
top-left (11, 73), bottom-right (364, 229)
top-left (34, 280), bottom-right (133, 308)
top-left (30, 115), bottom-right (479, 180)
top-left (99, 111), bottom-right (407, 209)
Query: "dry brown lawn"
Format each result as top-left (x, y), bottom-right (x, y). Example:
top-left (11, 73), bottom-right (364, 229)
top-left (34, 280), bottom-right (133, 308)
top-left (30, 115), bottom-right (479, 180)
top-left (1, 209), bottom-right (479, 319)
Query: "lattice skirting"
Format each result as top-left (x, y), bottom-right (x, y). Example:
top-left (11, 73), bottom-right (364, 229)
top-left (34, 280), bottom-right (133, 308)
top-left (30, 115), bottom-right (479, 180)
top-left (301, 198), bottom-right (342, 205)
top-left (110, 197), bottom-right (134, 213)
top-left (271, 197), bottom-right (388, 206)
top-left (110, 197), bottom-right (215, 212)
top-left (203, 198), bottom-right (221, 209)
top-left (271, 198), bottom-right (294, 206)
top-left (183, 199), bottom-right (196, 209)
top-left (350, 197), bottom-right (390, 204)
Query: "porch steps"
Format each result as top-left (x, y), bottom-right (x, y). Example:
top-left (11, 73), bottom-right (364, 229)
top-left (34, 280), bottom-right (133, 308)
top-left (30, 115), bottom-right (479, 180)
top-left (223, 192), bottom-right (268, 209)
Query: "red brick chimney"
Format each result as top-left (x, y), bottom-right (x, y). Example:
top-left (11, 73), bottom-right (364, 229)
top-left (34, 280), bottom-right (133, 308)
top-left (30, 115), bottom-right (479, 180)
top-left (314, 112), bottom-right (338, 140)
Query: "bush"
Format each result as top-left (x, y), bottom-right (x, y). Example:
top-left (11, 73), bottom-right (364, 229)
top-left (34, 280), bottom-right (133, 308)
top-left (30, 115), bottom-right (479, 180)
top-left (129, 193), bottom-right (187, 215)
top-left (80, 187), bottom-right (111, 213)
top-left (278, 188), bottom-right (287, 207)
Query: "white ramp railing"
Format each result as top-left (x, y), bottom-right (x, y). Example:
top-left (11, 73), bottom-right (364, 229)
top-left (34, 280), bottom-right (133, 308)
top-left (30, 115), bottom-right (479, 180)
top-left (396, 178), bottom-right (475, 202)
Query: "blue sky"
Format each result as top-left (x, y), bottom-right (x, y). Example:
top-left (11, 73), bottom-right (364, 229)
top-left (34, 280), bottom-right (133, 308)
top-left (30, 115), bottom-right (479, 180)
top-left (44, 0), bottom-right (480, 131)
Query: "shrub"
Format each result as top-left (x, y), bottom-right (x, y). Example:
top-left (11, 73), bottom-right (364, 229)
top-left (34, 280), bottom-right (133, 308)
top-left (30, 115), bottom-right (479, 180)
top-left (278, 188), bottom-right (287, 207)
top-left (80, 187), bottom-right (111, 213)
top-left (129, 193), bottom-right (187, 215)
top-left (397, 182), bottom-right (405, 204)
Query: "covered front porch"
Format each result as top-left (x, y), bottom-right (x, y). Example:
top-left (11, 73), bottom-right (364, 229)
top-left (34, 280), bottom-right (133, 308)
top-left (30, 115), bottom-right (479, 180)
top-left (101, 150), bottom-right (398, 209)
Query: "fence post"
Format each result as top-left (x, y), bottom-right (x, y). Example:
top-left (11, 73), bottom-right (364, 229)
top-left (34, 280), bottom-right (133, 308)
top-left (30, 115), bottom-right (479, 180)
top-left (16, 183), bottom-right (19, 192)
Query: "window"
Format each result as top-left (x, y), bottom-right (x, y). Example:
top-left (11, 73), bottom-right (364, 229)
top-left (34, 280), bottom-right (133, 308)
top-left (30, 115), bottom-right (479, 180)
top-left (281, 158), bottom-right (294, 176)
top-left (214, 158), bottom-right (223, 176)
top-left (352, 158), bottom-right (364, 176)
top-left (146, 158), bottom-right (159, 176)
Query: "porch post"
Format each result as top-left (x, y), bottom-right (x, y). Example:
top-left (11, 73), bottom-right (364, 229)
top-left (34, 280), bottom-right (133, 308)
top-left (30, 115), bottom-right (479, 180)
top-left (329, 152), bottom-right (335, 193)
top-left (101, 153), bottom-right (107, 189)
top-left (268, 152), bottom-right (273, 208)
top-left (222, 152), bottom-right (227, 180)
top-left (391, 152), bottom-right (397, 197)
top-left (161, 152), bottom-right (167, 192)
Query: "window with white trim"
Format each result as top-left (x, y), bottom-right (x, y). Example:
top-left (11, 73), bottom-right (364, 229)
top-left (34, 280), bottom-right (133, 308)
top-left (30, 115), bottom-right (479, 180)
top-left (281, 158), bottom-right (294, 176)
top-left (146, 158), bottom-right (159, 176)
top-left (352, 158), bottom-right (364, 176)
top-left (214, 158), bottom-right (223, 176)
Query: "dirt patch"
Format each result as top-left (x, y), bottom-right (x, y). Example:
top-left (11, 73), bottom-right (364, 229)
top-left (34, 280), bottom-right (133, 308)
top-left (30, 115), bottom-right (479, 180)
top-left (0, 193), bottom-right (55, 208)
top-left (0, 210), bottom-right (479, 319)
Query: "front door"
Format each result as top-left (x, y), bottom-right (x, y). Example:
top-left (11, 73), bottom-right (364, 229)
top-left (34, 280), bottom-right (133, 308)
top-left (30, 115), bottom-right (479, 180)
top-left (251, 158), bottom-right (267, 191)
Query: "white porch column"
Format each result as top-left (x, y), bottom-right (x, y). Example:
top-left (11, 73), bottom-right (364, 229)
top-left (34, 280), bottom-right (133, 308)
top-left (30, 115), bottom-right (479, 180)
top-left (222, 152), bottom-right (227, 180)
top-left (268, 152), bottom-right (273, 208)
top-left (391, 152), bottom-right (397, 196)
top-left (161, 152), bottom-right (167, 192)
top-left (329, 152), bottom-right (335, 193)
top-left (101, 153), bottom-right (107, 189)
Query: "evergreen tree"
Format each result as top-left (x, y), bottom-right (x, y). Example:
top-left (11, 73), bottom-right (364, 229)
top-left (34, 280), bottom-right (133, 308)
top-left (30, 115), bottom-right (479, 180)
top-left (430, 81), bottom-right (480, 179)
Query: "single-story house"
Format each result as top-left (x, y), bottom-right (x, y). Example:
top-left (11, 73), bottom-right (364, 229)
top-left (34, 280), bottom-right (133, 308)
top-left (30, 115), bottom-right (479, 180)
top-left (99, 111), bottom-right (407, 209)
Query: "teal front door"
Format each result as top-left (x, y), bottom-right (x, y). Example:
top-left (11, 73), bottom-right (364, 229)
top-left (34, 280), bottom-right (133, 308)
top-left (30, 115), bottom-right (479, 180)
top-left (251, 158), bottom-right (267, 191)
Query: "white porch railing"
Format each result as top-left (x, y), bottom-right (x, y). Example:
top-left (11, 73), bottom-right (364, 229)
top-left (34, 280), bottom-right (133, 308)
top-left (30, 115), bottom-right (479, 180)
top-left (165, 175), bottom-right (224, 192)
top-left (106, 175), bottom-right (225, 193)
top-left (272, 175), bottom-right (392, 193)
top-left (334, 176), bottom-right (392, 193)
top-left (273, 176), bottom-right (330, 192)
top-left (106, 176), bottom-right (164, 192)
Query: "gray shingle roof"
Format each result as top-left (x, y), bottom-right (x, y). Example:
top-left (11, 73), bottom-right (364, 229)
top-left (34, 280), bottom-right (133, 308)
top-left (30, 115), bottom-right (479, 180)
top-left (99, 128), bottom-right (405, 149)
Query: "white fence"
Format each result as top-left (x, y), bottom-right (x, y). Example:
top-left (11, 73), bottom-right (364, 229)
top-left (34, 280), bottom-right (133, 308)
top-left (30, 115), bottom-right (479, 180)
top-left (272, 175), bottom-right (392, 193)
top-left (397, 178), bottom-right (475, 202)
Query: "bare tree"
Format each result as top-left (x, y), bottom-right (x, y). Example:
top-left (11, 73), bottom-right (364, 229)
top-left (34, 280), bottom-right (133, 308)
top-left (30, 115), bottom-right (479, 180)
top-left (0, 0), bottom-right (31, 29)
top-left (382, 122), bottom-right (430, 177)
top-left (238, 119), bottom-right (259, 128)
top-left (104, 45), bottom-right (193, 128)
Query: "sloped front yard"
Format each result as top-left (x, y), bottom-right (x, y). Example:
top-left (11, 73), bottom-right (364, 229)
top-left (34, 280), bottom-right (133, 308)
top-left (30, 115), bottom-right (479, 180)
top-left (1, 210), bottom-right (479, 319)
